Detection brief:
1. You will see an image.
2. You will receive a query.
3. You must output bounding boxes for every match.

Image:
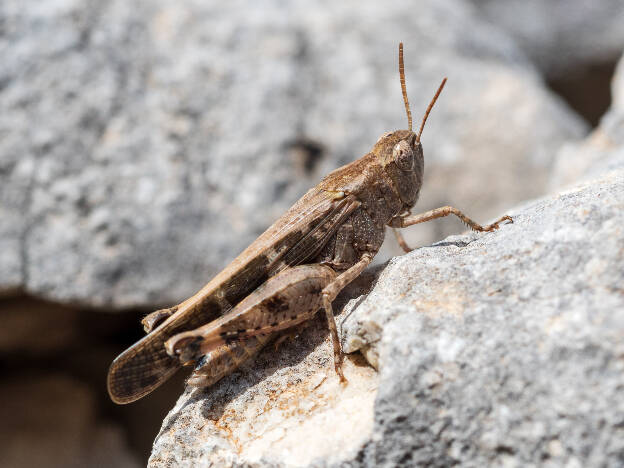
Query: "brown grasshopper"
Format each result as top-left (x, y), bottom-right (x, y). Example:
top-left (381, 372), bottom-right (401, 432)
top-left (107, 43), bottom-right (511, 404)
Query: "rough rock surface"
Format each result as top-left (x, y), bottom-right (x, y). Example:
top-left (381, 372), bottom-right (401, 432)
top-left (470, 0), bottom-right (624, 76)
top-left (0, 0), bottom-right (585, 307)
top-left (150, 336), bottom-right (379, 467)
top-left (150, 164), bottom-right (624, 467)
top-left (148, 273), bottom-right (380, 467)
top-left (341, 171), bottom-right (624, 467)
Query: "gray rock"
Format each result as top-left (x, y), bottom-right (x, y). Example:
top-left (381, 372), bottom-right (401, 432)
top-left (551, 52), bottom-right (624, 189)
top-left (469, 0), bottom-right (624, 76)
top-left (149, 166), bottom-right (624, 466)
top-left (149, 325), bottom-right (380, 467)
top-left (342, 171), bottom-right (624, 467)
top-left (0, 0), bottom-right (585, 308)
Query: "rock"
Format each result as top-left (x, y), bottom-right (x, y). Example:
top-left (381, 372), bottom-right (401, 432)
top-left (149, 320), bottom-right (379, 467)
top-left (150, 164), bottom-right (624, 466)
top-left (551, 52), bottom-right (624, 189)
top-left (469, 0), bottom-right (624, 76)
top-left (0, 374), bottom-right (139, 468)
top-left (0, 0), bottom-right (585, 308)
top-left (341, 170), bottom-right (624, 467)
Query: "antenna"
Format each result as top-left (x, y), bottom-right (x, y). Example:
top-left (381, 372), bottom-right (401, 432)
top-left (398, 43), bottom-right (412, 132)
top-left (416, 77), bottom-right (447, 142)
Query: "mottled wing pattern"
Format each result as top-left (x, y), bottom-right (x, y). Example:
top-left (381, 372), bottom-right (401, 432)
top-left (107, 188), bottom-right (358, 404)
top-left (186, 335), bottom-right (271, 388)
top-left (165, 264), bottom-right (337, 362)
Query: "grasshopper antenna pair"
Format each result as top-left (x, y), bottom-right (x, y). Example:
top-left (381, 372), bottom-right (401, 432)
top-left (398, 42), bottom-right (447, 141)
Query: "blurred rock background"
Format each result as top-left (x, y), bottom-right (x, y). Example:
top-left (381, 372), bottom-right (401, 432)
top-left (0, 0), bottom-right (622, 466)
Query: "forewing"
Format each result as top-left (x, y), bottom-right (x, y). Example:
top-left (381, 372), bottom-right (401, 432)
top-left (107, 188), bottom-right (356, 403)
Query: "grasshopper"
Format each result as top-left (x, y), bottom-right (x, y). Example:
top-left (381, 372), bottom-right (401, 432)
top-left (107, 43), bottom-right (512, 404)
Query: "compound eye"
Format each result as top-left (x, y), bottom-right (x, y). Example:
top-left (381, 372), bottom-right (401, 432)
top-left (393, 141), bottom-right (414, 171)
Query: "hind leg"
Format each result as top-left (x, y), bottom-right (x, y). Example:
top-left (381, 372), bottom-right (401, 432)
top-left (320, 252), bottom-right (373, 383)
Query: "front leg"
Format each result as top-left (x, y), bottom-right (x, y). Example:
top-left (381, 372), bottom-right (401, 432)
top-left (392, 206), bottom-right (512, 252)
top-left (321, 252), bottom-right (374, 382)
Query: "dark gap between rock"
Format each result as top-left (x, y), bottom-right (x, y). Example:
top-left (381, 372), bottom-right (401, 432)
top-left (286, 138), bottom-right (326, 175)
top-left (0, 294), bottom-right (183, 466)
top-left (546, 60), bottom-right (618, 127)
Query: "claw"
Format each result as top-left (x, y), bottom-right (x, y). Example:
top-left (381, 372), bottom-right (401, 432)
top-left (335, 363), bottom-right (348, 384)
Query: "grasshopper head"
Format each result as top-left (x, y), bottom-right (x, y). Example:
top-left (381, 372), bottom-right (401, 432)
top-left (375, 129), bottom-right (424, 209)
